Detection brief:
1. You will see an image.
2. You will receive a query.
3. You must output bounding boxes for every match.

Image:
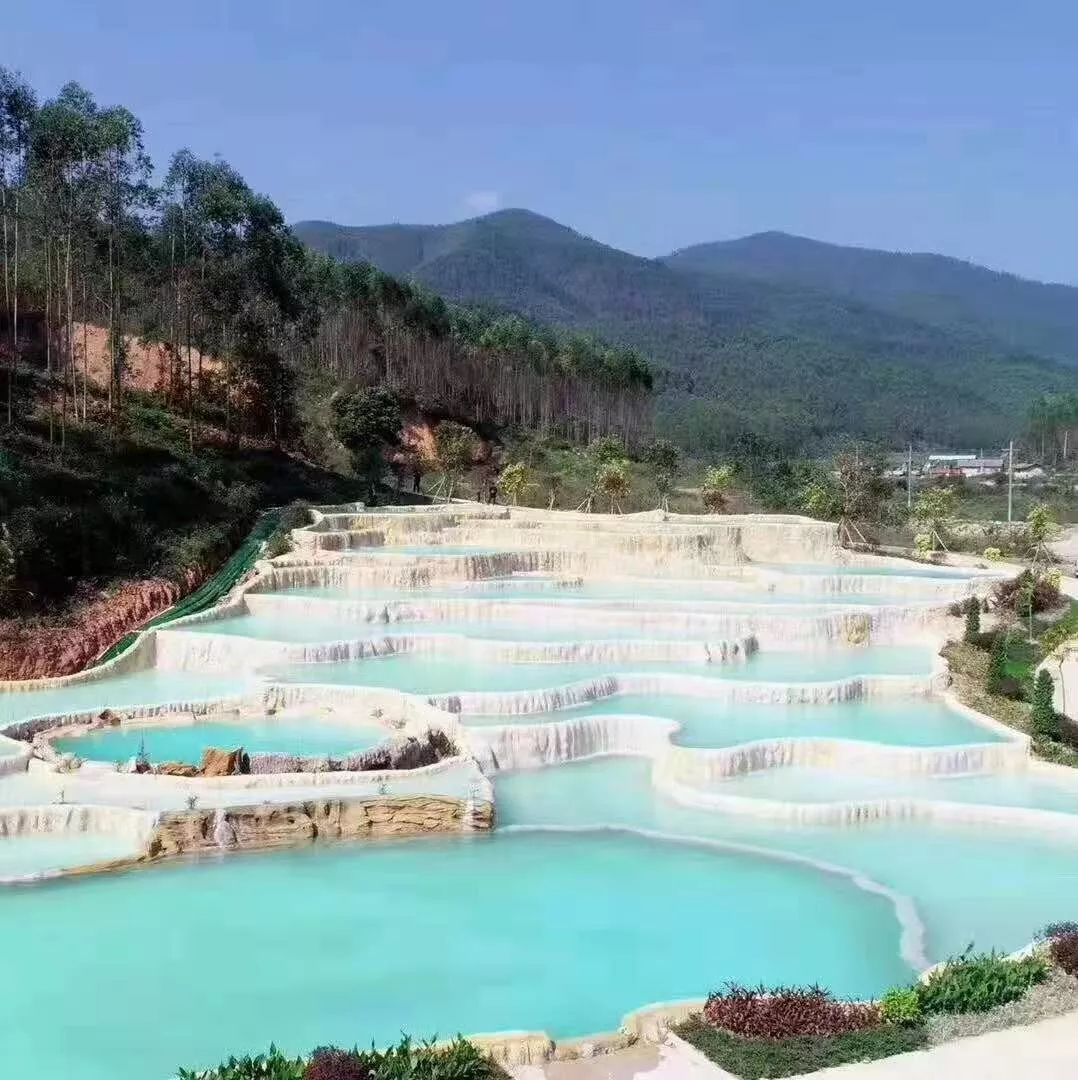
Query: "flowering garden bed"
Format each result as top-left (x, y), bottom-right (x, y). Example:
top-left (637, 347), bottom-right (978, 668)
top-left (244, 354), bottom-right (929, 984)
top-left (675, 942), bottom-right (1069, 1079)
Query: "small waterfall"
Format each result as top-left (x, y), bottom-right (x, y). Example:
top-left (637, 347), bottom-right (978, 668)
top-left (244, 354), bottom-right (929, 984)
top-left (212, 809), bottom-right (237, 849)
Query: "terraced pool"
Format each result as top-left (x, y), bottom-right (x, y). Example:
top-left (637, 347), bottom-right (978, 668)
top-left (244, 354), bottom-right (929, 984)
top-left (53, 715), bottom-right (388, 765)
top-left (0, 506), bottom-right (1060, 1080)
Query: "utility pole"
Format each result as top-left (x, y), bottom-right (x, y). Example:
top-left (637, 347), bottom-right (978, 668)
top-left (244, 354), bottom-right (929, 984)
top-left (907, 444), bottom-right (913, 511)
top-left (1007, 439), bottom-right (1014, 524)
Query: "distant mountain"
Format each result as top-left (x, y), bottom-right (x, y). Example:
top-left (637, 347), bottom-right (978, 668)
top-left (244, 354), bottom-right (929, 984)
top-left (664, 231), bottom-right (1078, 366)
top-left (294, 210), bottom-right (1078, 451)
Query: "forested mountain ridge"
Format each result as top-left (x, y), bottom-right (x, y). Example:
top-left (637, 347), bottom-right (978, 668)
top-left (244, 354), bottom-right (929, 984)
top-left (294, 210), bottom-right (1078, 451)
top-left (663, 231), bottom-right (1078, 366)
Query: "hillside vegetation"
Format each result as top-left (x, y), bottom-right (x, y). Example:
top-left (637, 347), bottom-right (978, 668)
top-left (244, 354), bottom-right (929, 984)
top-left (296, 210), bottom-right (1078, 452)
top-left (0, 70), bottom-right (650, 618)
top-left (665, 231), bottom-right (1078, 365)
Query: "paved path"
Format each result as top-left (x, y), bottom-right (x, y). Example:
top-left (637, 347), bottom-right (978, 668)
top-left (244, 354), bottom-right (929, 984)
top-left (805, 1009), bottom-right (1078, 1078)
top-left (1050, 525), bottom-right (1078, 569)
top-left (509, 1010), bottom-right (1078, 1079)
top-left (509, 1040), bottom-right (722, 1080)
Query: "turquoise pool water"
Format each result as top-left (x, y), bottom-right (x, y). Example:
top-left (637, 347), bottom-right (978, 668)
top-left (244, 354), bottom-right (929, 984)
top-left (461, 695), bottom-right (1004, 748)
top-left (341, 544), bottom-right (508, 556)
top-left (182, 612), bottom-right (748, 644)
top-left (494, 757), bottom-right (1078, 963)
top-left (759, 562), bottom-right (979, 580)
top-left (181, 611), bottom-right (878, 643)
top-left (265, 646), bottom-right (935, 694)
top-left (0, 830), bottom-right (908, 1080)
top-left (0, 834), bottom-right (144, 881)
top-left (53, 717), bottom-right (387, 765)
top-left (266, 581), bottom-right (937, 607)
top-left (0, 669), bottom-right (253, 729)
top-left (0, 519), bottom-right (1059, 1080)
top-left (712, 765), bottom-right (1078, 812)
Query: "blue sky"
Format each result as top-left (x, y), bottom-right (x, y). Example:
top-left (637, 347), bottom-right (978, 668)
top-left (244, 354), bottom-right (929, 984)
top-left (7, 0), bottom-right (1078, 282)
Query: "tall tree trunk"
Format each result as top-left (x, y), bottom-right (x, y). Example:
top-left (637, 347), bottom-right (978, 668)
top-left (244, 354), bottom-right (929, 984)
top-left (81, 275), bottom-right (88, 421)
top-left (107, 228), bottom-right (115, 421)
top-left (45, 230), bottom-right (54, 445)
top-left (1, 170), bottom-right (8, 422)
top-left (7, 193), bottom-right (17, 426)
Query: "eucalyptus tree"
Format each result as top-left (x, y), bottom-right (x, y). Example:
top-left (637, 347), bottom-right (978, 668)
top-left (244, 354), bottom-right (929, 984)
top-left (28, 82), bottom-right (107, 438)
top-left (0, 68), bottom-right (36, 425)
top-left (596, 458), bottom-right (630, 513)
top-left (94, 101), bottom-right (152, 422)
top-left (498, 461), bottom-right (531, 505)
top-left (701, 464), bottom-right (734, 513)
top-left (432, 421), bottom-right (479, 500)
top-left (644, 437), bottom-right (679, 510)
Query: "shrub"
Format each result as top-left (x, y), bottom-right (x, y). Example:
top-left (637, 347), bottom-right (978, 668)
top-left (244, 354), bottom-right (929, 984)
top-left (177, 1046), bottom-right (306, 1080)
top-left (879, 986), bottom-right (922, 1026)
top-left (304, 1048), bottom-right (372, 1080)
top-left (992, 571), bottom-right (1061, 615)
top-left (1031, 669), bottom-right (1061, 741)
top-left (963, 598), bottom-right (981, 643)
top-left (1037, 921), bottom-right (1078, 942)
top-left (917, 950), bottom-right (1049, 1015)
top-left (701, 984), bottom-right (881, 1039)
top-left (675, 1017), bottom-right (927, 1080)
top-left (366, 1036), bottom-right (507, 1079)
top-left (1050, 932), bottom-right (1078, 978)
top-left (264, 500), bottom-right (312, 559)
top-left (182, 1038), bottom-right (508, 1080)
top-left (987, 632), bottom-right (1009, 695)
top-left (994, 676), bottom-right (1027, 701)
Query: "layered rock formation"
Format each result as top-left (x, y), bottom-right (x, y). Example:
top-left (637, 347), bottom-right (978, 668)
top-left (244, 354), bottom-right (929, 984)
top-left (149, 793), bottom-right (492, 856)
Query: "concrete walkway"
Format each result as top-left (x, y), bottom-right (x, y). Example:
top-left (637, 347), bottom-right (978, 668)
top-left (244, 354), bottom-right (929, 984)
top-left (509, 1010), bottom-right (1078, 1079)
top-left (509, 1040), bottom-right (721, 1080)
top-left (806, 1009), bottom-right (1078, 1078)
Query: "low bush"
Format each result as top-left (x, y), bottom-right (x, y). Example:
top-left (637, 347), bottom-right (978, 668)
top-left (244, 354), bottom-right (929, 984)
top-left (304, 1048), bottom-right (372, 1080)
top-left (675, 1016), bottom-right (927, 1079)
top-left (879, 986), bottom-right (922, 1026)
top-left (1037, 921), bottom-right (1078, 942)
top-left (368, 1035), bottom-right (506, 1078)
top-left (994, 676), bottom-right (1028, 701)
top-left (701, 984), bottom-right (881, 1039)
top-left (1049, 933), bottom-right (1078, 978)
top-left (917, 950), bottom-right (1049, 1015)
top-left (177, 1045), bottom-right (306, 1080)
top-left (992, 571), bottom-right (1061, 615)
top-left (181, 1038), bottom-right (508, 1080)
top-left (263, 500), bottom-right (313, 560)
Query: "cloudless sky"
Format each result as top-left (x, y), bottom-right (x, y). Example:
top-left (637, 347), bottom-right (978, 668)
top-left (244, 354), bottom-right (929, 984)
top-left (7, 1), bottom-right (1078, 282)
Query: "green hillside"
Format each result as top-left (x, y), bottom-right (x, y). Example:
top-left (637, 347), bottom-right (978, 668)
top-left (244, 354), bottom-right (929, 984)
top-left (664, 231), bottom-right (1078, 366)
top-left (294, 210), bottom-right (1078, 451)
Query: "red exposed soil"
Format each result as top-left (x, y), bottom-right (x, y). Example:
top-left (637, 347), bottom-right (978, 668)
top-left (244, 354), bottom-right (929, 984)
top-left (71, 323), bottom-right (217, 394)
top-left (0, 568), bottom-right (203, 681)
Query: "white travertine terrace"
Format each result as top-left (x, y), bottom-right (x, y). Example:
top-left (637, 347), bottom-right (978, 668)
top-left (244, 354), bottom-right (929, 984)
top-left (7, 499), bottom-right (1078, 1066)
top-left (0, 502), bottom-right (1034, 865)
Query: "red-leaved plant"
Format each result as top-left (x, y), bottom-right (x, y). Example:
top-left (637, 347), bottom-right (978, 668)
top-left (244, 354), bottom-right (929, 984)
top-left (702, 984), bottom-right (882, 1039)
top-left (1050, 932), bottom-right (1078, 978)
top-left (304, 1048), bottom-right (372, 1080)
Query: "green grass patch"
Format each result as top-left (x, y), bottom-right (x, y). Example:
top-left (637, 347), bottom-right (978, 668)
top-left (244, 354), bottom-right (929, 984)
top-left (917, 950), bottom-right (1049, 1015)
top-left (675, 1017), bottom-right (928, 1079)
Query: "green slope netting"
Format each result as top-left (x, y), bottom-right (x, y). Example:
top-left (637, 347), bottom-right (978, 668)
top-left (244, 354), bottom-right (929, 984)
top-left (95, 510), bottom-right (283, 667)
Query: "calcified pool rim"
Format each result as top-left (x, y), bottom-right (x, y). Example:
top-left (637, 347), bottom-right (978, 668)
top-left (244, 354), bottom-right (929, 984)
top-left (0, 506), bottom-right (1031, 861)
top-left (1, 500), bottom-right (1065, 1067)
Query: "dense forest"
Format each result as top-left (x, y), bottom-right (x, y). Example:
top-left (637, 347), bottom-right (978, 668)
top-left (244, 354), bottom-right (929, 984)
top-left (297, 209), bottom-right (1078, 452)
top-left (0, 70), bottom-right (651, 613)
top-left (665, 231), bottom-right (1078, 366)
